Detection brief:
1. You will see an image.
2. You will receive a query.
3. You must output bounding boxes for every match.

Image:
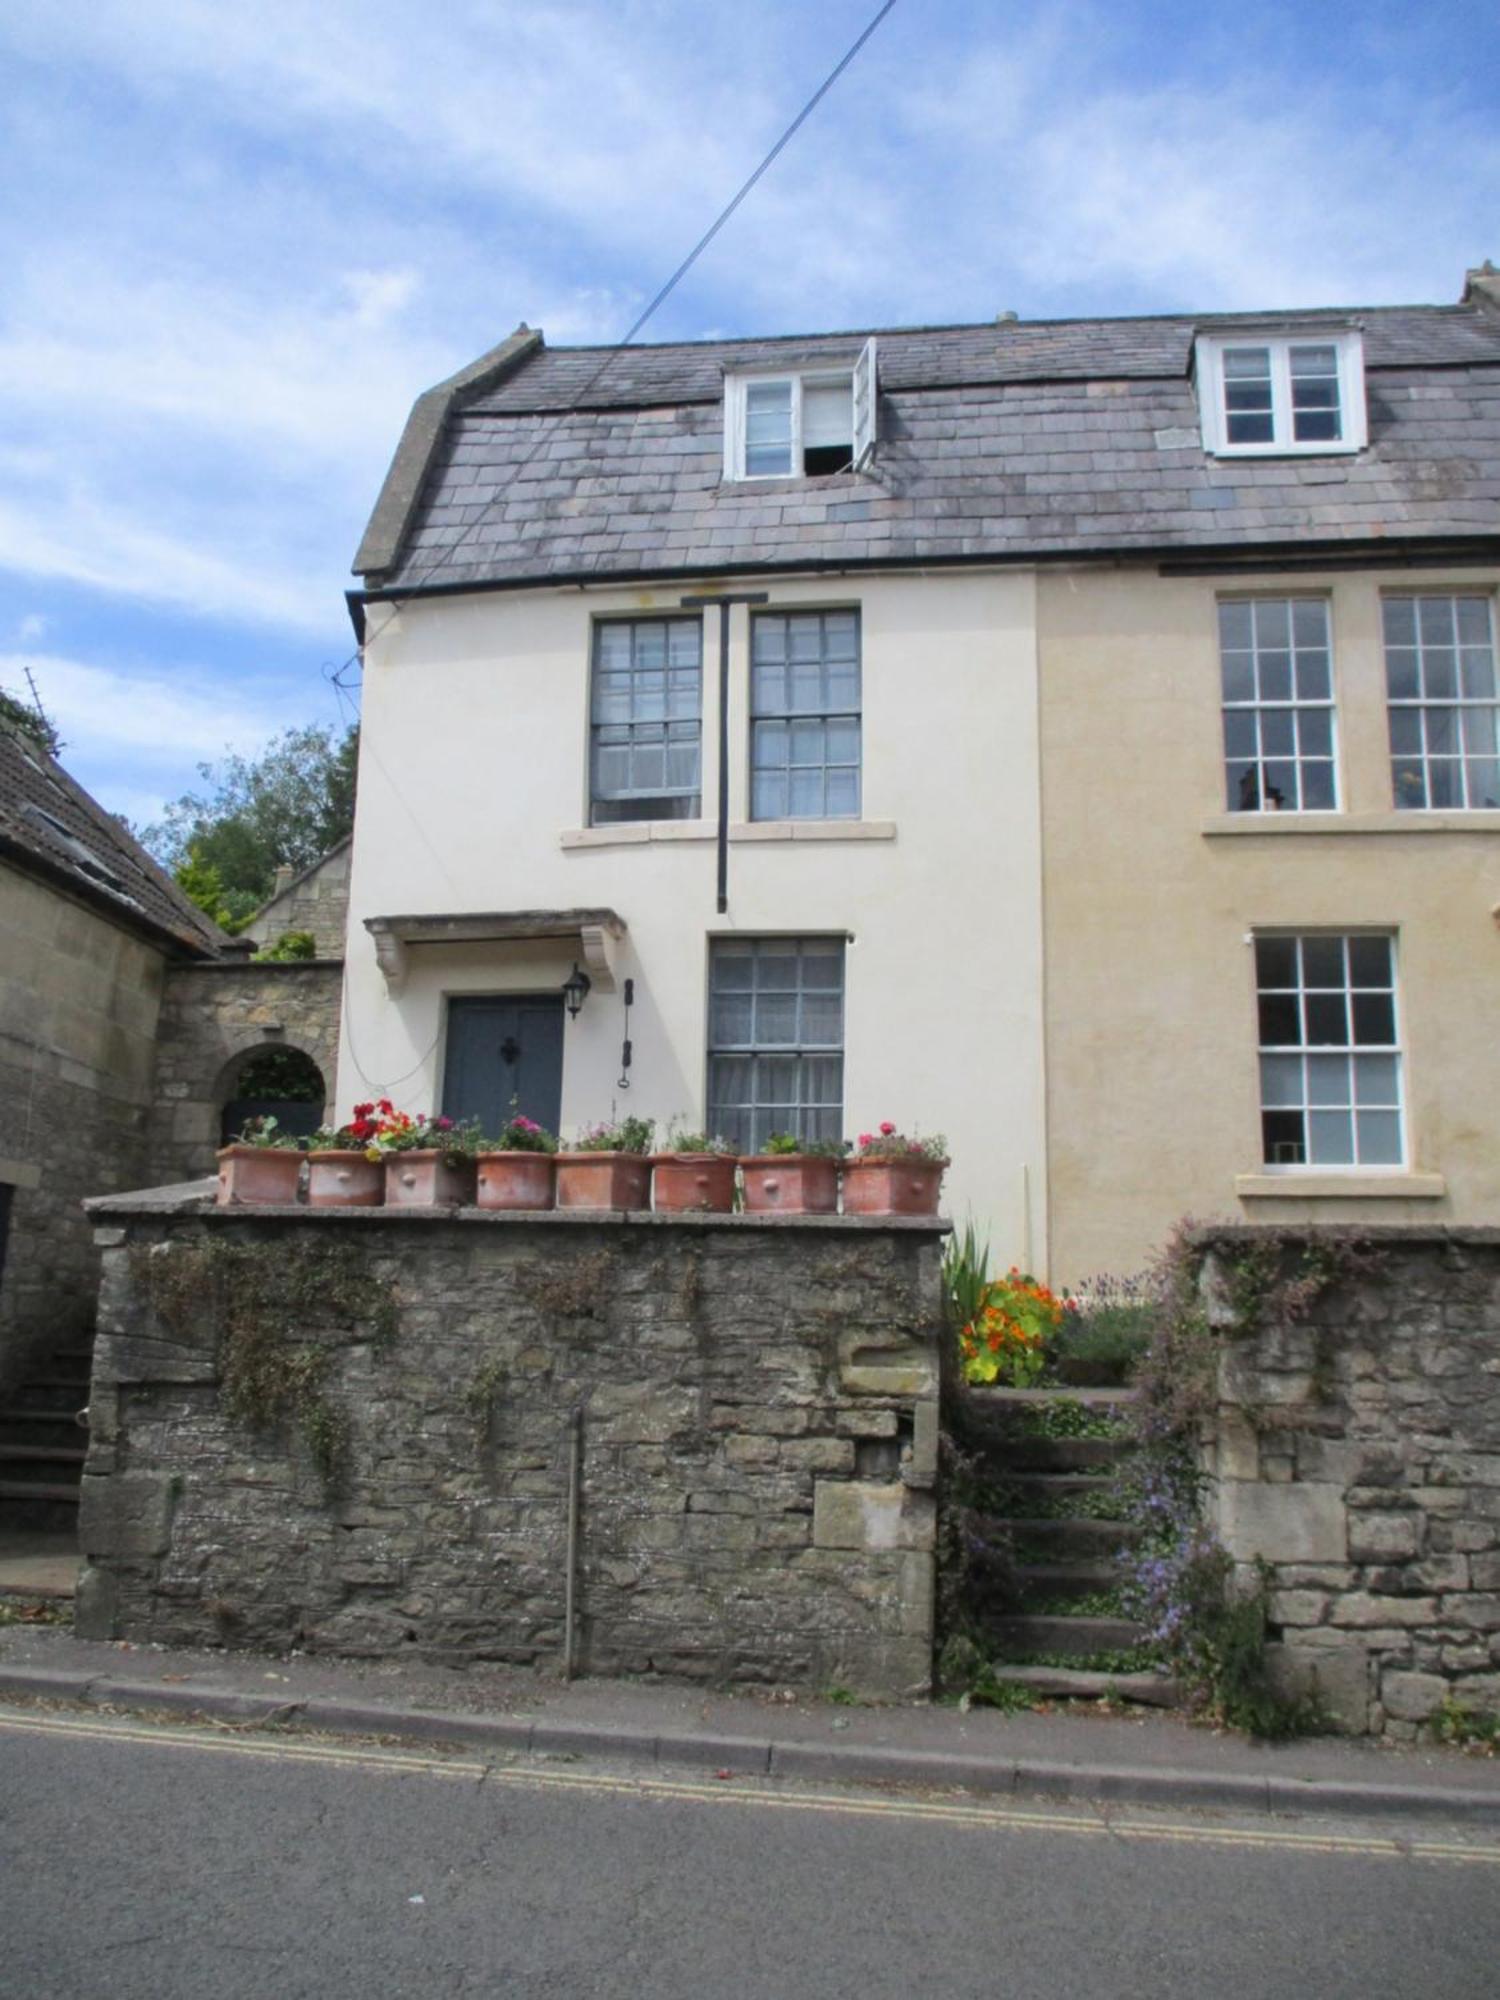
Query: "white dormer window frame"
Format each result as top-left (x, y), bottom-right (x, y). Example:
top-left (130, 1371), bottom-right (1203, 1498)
top-left (1195, 331), bottom-right (1367, 457)
top-left (724, 339), bottom-right (877, 481)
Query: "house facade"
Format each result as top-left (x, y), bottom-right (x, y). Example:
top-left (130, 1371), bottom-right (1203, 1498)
top-left (341, 268), bottom-right (1500, 1283)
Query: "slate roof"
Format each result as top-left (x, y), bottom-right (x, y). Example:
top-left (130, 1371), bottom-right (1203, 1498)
top-left (358, 292), bottom-right (1500, 596)
top-left (0, 723), bottom-right (227, 958)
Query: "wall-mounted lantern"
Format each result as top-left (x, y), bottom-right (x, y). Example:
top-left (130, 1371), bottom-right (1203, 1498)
top-left (561, 962), bottom-right (593, 1019)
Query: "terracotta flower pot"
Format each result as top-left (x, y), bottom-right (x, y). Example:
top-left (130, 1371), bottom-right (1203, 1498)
top-left (385, 1150), bottom-right (476, 1207)
top-left (475, 1150), bottom-right (555, 1211)
top-left (841, 1157), bottom-right (948, 1216)
top-left (216, 1145), bottom-right (303, 1207)
top-left (650, 1153), bottom-right (737, 1213)
top-left (306, 1150), bottom-right (385, 1208)
top-left (739, 1155), bottom-right (838, 1215)
top-left (554, 1152), bottom-right (652, 1211)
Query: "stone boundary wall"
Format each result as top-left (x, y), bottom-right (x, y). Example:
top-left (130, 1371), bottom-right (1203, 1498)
top-left (1199, 1227), bottom-right (1500, 1738)
top-left (77, 1194), bottom-right (943, 1696)
top-left (147, 962), bottom-right (342, 1186)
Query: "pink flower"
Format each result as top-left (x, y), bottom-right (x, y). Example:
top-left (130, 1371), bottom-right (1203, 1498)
top-left (879, 1121), bottom-right (896, 1136)
top-left (857, 1132), bottom-right (873, 1149)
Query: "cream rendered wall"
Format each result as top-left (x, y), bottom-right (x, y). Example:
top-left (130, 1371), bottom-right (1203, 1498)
top-left (339, 570), bottom-right (1047, 1263)
top-left (1039, 561), bottom-right (1500, 1287)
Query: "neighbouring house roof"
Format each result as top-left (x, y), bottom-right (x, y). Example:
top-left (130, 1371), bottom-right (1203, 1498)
top-left (0, 724), bottom-right (228, 959)
top-left (354, 278), bottom-right (1500, 600)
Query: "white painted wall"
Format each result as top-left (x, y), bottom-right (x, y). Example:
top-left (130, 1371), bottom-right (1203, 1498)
top-left (338, 569), bottom-right (1047, 1265)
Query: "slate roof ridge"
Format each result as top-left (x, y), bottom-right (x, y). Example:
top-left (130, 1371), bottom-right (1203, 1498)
top-left (0, 721), bottom-right (228, 958)
top-left (521, 296), bottom-right (1482, 359)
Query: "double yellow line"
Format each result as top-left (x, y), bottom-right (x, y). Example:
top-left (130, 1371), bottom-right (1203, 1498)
top-left (2, 1705), bottom-right (1497, 1867)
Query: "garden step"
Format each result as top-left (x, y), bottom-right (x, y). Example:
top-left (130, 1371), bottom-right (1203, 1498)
top-left (1001, 1436), bottom-right (1132, 1472)
top-left (0, 1481), bottom-right (80, 1505)
top-left (977, 1663), bottom-right (1179, 1709)
top-left (0, 1412), bottom-right (86, 1445)
top-left (967, 1387), bottom-right (1140, 1408)
top-left (1014, 1563), bottom-right (1121, 1597)
top-left (1003, 1518), bottom-right (1142, 1557)
top-left (0, 1443), bottom-right (88, 1469)
top-left (984, 1613), bottom-right (1148, 1656)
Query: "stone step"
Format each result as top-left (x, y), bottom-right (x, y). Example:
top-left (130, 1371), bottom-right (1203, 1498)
top-left (8, 1381), bottom-right (93, 1413)
top-left (1000, 1436), bottom-right (1133, 1472)
top-left (0, 1481), bottom-right (80, 1506)
top-left (0, 1412), bottom-right (86, 1448)
top-left (977, 1663), bottom-right (1179, 1709)
top-left (1004, 1518), bottom-right (1142, 1557)
top-left (967, 1387), bottom-right (1141, 1409)
top-left (0, 1443), bottom-right (88, 1470)
top-left (984, 1613), bottom-right (1148, 1657)
top-left (1014, 1562), bottom-right (1121, 1597)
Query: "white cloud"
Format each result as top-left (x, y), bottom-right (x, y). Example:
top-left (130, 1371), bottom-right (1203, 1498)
top-left (15, 613), bottom-right (49, 642)
top-left (0, 652), bottom-right (296, 766)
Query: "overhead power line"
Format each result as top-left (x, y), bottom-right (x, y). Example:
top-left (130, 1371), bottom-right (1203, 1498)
top-left (328, 0), bottom-right (901, 694)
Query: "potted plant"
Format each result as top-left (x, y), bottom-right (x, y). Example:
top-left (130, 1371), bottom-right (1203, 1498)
top-left (650, 1128), bottom-right (737, 1213)
top-left (841, 1121), bottom-right (949, 1216)
top-left (216, 1115), bottom-right (304, 1207)
top-left (739, 1132), bottom-right (848, 1215)
top-left (304, 1100), bottom-right (389, 1208)
top-left (475, 1113), bottom-right (558, 1211)
top-left (380, 1111), bottom-right (479, 1207)
top-left (555, 1115), bottom-right (654, 1211)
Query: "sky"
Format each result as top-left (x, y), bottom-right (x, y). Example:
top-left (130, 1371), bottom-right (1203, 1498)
top-left (2, 0), bottom-right (1497, 829)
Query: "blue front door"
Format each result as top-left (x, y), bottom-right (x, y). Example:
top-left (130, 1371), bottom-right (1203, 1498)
top-left (442, 996), bottom-right (565, 1136)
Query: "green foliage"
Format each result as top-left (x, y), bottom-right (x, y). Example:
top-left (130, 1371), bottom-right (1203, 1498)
top-left (132, 1234), bottom-right (396, 1493)
top-left (232, 1046), bottom-right (325, 1101)
top-left (1002, 1396), bottom-right (1125, 1441)
top-left (1432, 1696), bottom-right (1500, 1753)
top-left (658, 1127), bottom-right (735, 1155)
top-left (942, 1221), bottom-right (991, 1335)
top-left (0, 683), bottom-right (62, 756)
top-left (763, 1131), bottom-right (849, 1157)
top-left (572, 1115), bottom-right (655, 1154)
top-left (253, 930), bottom-right (318, 962)
top-left (1049, 1302), bottom-right (1153, 1387)
top-left (142, 722), bottom-right (358, 925)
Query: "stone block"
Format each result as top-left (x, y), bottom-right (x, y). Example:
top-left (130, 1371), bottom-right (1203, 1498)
top-left (835, 1409), bottom-right (898, 1438)
top-left (1435, 1593), bottom-right (1500, 1632)
top-left (1329, 1593), bottom-right (1438, 1629)
top-left (813, 1480), bottom-right (935, 1554)
top-left (779, 1437), bottom-right (855, 1475)
top-left (1265, 1641), bottom-right (1369, 1733)
top-left (1214, 1411), bottom-right (1262, 1482)
top-left (72, 1562), bottom-right (121, 1640)
top-left (1471, 1555), bottom-right (1500, 1591)
top-left (1219, 1482), bottom-right (1347, 1564)
top-left (723, 1434), bottom-right (779, 1470)
top-left (1379, 1670), bottom-right (1449, 1723)
top-left (1268, 1590), bottom-right (1328, 1627)
top-left (1348, 1512), bottom-right (1423, 1562)
top-left (78, 1472), bottom-right (173, 1560)
top-left (906, 1398), bottom-right (939, 1491)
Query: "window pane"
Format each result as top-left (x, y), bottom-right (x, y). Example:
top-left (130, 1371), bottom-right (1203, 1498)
top-left (1305, 993), bottom-right (1349, 1045)
top-left (1219, 602), bottom-right (1253, 649)
top-left (590, 620), bottom-right (702, 822)
top-left (1351, 992), bottom-right (1396, 1045)
top-left (748, 611), bottom-right (862, 822)
top-left (1255, 936), bottom-right (1297, 987)
top-left (1353, 1052), bottom-right (1399, 1105)
top-left (1258, 652), bottom-right (1292, 702)
top-left (1221, 654), bottom-right (1255, 705)
top-left (1306, 1053), bottom-right (1351, 1105)
top-left (802, 377), bottom-right (852, 449)
top-left (1347, 935), bottom-right (1391, 986)
top-left (1259, 1053), bottom-right (1302, 1107)
top-left (1356, 1111), bottom-right (1402, 1165)
top-left (708, 939), bottom-right (847, 1150)
top-left (1382, 598), bottom-right (1416, 647)
top-left (1221, 599), bottom-right (1338, 814)
top-left (1301, 762), bottom-right (1335, 809)
top-left (1259, 992), bottom-right (1300, 1044)
top-left (1302, 936), bottom-right (1345, 987)
top-left (1262, 1111), bottom-right (1305, 1165)
top-left (1297, 707), bottom-right (1332, 757)
top-left (1295, 651), bottom-right (1331, 701)
top-left (1308, 1110), bottom-right (1355, 1165)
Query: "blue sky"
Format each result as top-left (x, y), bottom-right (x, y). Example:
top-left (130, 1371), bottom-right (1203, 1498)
top-left (2, 0), bottom-right (1497, 827)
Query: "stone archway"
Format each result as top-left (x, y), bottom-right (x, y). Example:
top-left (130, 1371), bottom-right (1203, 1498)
top-left (218, 1043), bottom-right (327, 1146)
top-left (147, 960), bottom-right (343, 1186)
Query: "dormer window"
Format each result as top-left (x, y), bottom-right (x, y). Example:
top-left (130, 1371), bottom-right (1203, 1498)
top-left (1194, 331), bottom-right (1366, 456)
top-left (724, 340), bottom-right (877, 481)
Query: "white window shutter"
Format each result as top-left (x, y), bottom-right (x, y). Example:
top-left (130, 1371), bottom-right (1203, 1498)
top-left (852, 338), bottom-right (877, 470)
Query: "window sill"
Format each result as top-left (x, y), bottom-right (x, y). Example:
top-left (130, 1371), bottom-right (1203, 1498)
top-left (1235, 1171), bottom-right (1447, 1200)
top-left (562, 823), bottom-right (714, 849)
top-left (561, 820), bottom-right (896, 851)
top-left (729, 820), bottom-right (896, 843)
top-left (1202, 811), bottom-right (1500, 838)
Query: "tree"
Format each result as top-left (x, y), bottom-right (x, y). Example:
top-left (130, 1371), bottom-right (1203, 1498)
top-left (143, 723), bottom-right (358, 932)
top-left (0, 682), bottom-right (62, 757)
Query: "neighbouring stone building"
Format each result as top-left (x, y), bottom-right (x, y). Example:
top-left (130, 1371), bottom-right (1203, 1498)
top-left (0, 718), bottom-right (347, 1396)
top-left (0, 721), bottom-right (225, 1392)
top-left (239, 838), bottom-right (351, 961)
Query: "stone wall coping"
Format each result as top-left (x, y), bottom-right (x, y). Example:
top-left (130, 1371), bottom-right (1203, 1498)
top-left (164, 959), bottom-right (345, 976)
top-left (84, 1179), bottom-right (951, 1235)
top-left (1189, 1221), bottom-right (1500, 1249)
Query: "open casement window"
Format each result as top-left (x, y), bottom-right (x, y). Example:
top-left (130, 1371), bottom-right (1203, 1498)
top-left (1194, 332), bottom-right (1367, 456)
top-left (1255, 934), bottom-right (1404, 1169)
top-left (724, 340), bottom-right (877, 479)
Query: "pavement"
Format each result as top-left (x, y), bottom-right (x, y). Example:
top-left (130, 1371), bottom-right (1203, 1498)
top-left (2, 1600), bottom-right (1498, 1825)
